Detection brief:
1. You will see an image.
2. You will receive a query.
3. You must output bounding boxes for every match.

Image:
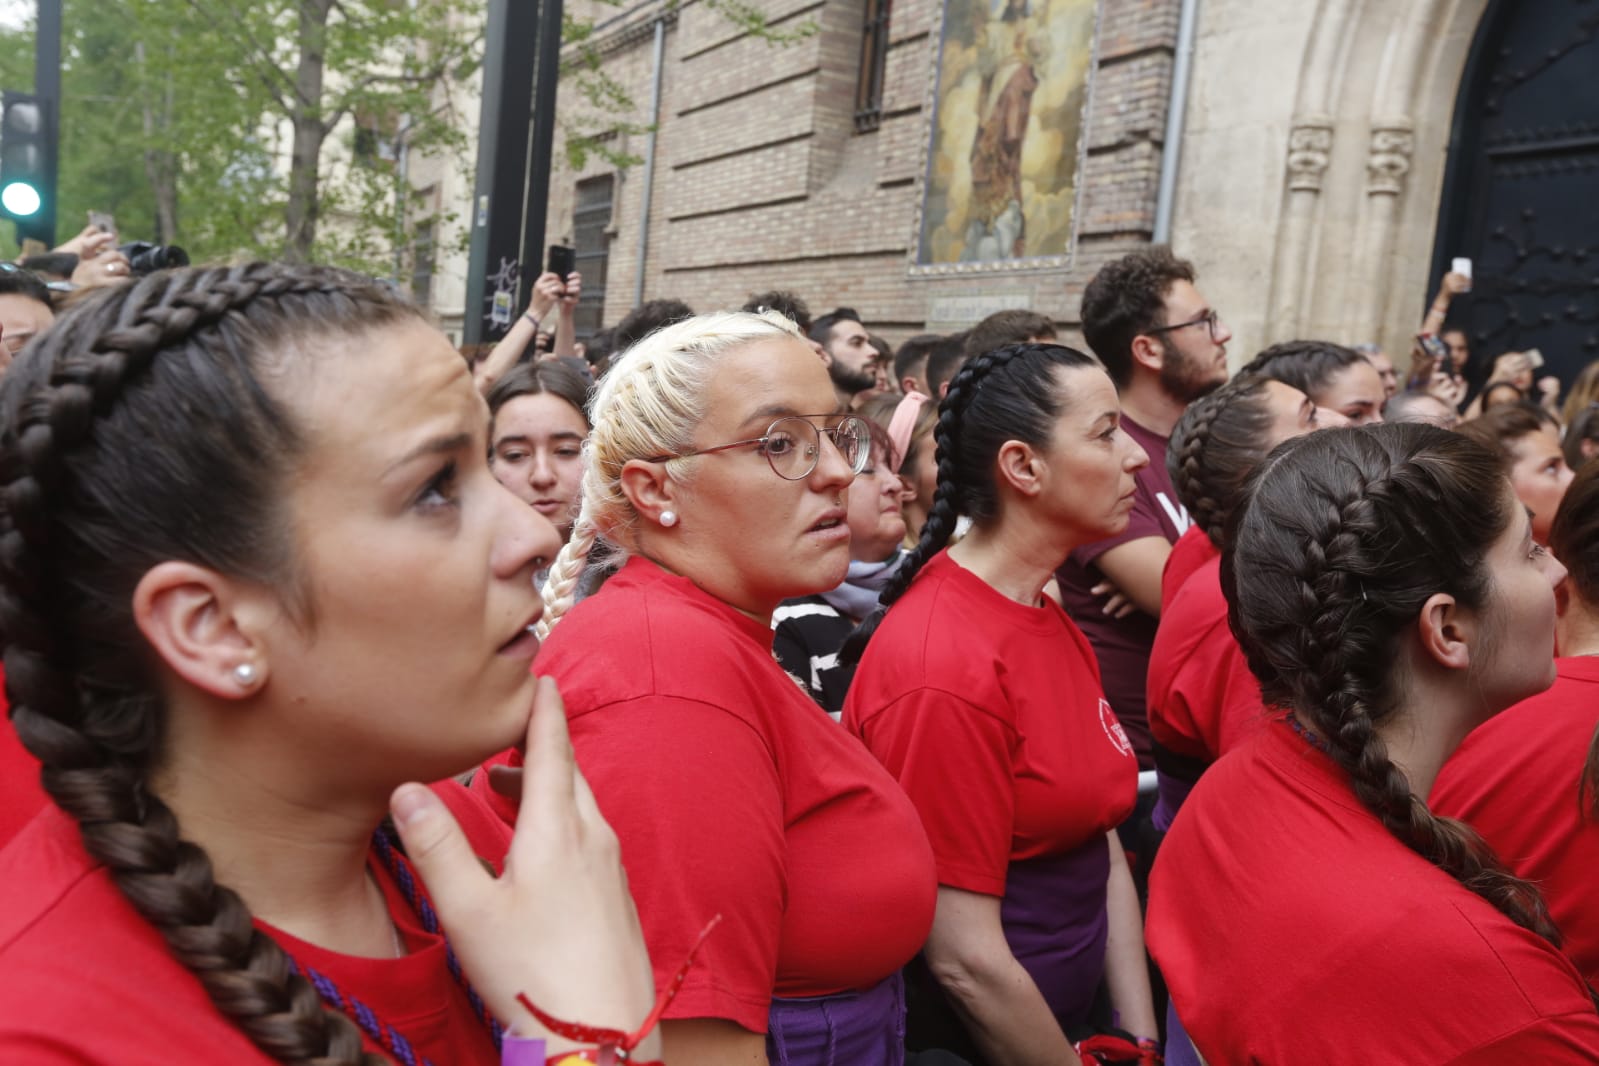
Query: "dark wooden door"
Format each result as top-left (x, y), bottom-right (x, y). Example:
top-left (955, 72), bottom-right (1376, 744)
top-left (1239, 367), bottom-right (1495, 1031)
top-left (1433, 2), bottom-right (1599, 391)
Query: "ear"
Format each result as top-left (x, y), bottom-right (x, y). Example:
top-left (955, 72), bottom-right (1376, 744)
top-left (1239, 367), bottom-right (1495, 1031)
top-left (1129, 333), bottom-right (1165, 375)
top-left (619, 458), bottom-right (680, 527)
top-left (900, 375), bottom-right (919, 396)
top-left (132, 562), bottom-right (273, 700)
top-left (994, 439), bottom-right (1043, 499)
top-left (1414, 591), bottom-right (1472, 673)
top-left (810, 339), bottom-right (831, 366)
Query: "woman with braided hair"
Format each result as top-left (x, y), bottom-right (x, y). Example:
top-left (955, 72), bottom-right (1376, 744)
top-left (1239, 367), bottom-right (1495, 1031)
top-left (0, 264), bottom-right (661, 1063)
top-left (843, 343), bottom-right (1160, 1064)
top-left (1147, 374), bottom-right (1329, 829)
top-left (473, 311), bottom-right (942, 1066)
top-left (1239, 338), bottom-right (1386, 426)
top-left (1432, 458), bottom-right (1599, 986)
top-left (1147, 423), bottom-right (1599, 1063)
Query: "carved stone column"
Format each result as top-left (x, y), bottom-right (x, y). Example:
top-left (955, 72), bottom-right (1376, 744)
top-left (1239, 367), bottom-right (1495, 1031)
top-left (1365, 121), bottom-right (1416, 196)
top-left (1287, 118), bottom-right (1336, 192)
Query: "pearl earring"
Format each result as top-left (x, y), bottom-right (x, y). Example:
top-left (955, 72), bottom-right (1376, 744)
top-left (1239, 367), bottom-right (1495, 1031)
top-left (660, 510), bottom-right (678, 527)
top-left (233, 663), bottom-right (258, 686)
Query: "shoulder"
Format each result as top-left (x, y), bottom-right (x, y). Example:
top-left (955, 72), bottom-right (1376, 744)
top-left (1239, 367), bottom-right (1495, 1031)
top-left (0, 811), bottom-right (262, 1063)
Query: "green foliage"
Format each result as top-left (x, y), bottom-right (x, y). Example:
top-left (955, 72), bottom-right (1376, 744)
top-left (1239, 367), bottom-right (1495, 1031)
top-left (0, 0), bottom-right (812, 270)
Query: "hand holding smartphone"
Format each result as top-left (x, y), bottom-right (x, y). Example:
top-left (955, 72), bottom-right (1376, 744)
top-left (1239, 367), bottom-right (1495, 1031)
top-left (546, 244), bottom-right (575, 294)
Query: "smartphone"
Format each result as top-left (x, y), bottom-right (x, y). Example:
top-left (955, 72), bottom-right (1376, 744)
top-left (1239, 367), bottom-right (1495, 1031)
top-left (88, 210), bottom-right (116, 237)
top-left (1525, 347), bottom-right (1544, 369)
top-left (546, 244), bottom-right (575, 280)
top-left (1416, 333), bottom-right (1450, 364)
top-left (1411, 332), bottom-right (1452, 388)
top-left (1451, 256), bottom-right (1472, 292)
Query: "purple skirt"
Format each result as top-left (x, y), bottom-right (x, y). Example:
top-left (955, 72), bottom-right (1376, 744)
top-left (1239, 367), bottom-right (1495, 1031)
top-left (999, 835), bottom-right (1111, 1030)
top-left (767, 970), bottom-right (906, 1066)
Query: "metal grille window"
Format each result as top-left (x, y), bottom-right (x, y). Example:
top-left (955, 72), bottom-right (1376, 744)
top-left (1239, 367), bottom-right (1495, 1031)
top-left (411, 220), bottom-right (435, 308)
top-left (573, 175), bottom-right (614, 339)
top-left (854, 0), bottom-right (892, 132)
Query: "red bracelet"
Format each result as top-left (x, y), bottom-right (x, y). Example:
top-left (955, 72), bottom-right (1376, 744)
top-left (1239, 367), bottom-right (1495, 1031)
top-left (515, 914), bottom-right (721, 1066)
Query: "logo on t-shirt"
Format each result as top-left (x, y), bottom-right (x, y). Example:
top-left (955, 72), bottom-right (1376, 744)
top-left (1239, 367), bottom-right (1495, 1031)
top-left (1099, 698), bottom-right (1133, 757)
top-left (1156, 491), bottom-right (1193, 537)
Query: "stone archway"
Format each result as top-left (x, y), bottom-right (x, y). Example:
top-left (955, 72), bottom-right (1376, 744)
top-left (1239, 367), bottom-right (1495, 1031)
top-left (1263, 0), bottom-right (1492, 356)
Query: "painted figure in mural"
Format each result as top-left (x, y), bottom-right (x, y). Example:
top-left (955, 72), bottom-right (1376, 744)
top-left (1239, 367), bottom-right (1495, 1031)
top-left (965, 0), bottom-right (1041, 261)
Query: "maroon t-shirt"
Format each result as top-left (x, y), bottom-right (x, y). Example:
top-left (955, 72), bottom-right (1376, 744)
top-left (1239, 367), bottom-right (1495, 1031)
top-left (1055, 415), bottom-right (1191, 769)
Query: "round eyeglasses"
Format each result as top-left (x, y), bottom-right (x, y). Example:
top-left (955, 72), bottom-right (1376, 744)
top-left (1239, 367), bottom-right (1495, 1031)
top-left (648, 414), bottom-right (871, 481)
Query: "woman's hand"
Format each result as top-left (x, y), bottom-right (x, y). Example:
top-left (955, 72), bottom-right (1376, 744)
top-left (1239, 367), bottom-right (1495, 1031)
top-left (529, 271), bottom-right (566, 323)
top-left (560, 271), bottom-right (583, 314)
top-left (390, 677), bottom-right (660, 1058)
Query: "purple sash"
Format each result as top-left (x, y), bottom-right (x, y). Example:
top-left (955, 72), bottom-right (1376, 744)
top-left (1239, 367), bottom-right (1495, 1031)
top-left (999, 835), bottom-right (1110, 1031)
top-left (1152, 770), bottom-right (1195, 832)
top-left (767, 970), bottom-right (906, 1066)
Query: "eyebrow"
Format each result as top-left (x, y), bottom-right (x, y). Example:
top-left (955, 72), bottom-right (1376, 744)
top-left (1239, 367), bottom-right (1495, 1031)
top-left (495, 430), bottom-right (584, 446)
top-left (386, 431), bottom-right (473, 476)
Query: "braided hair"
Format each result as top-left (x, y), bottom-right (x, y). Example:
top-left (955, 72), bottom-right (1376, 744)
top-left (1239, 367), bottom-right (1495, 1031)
top-left (1239, 339), bottom-right (1369, 402)
top-left (0, 263), bottom-right (422, 1064)
top-left (1166, 374), bottom-right (1277, 551)
top-left (842, 342), bottom-right (1099, 661)
top-left (1223, 423), bottom-right (1560, 944)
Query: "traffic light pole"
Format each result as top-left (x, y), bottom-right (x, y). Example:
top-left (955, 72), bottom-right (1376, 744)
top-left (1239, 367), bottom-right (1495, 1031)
top-left (32, 0), bottom-right (59, 247)
top-left (462, 0), bottom-right (564, 346)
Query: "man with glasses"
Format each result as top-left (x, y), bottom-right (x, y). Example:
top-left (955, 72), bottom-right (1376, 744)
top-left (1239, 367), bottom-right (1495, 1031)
top-left (1054, 246), bottom-right (1232, 774)
top-left (0, 267), bottom-right (56, 374)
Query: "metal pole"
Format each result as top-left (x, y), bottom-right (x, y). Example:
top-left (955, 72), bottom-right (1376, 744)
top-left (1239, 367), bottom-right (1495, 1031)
top-left (463, 0), bottom-right (538, 346)
top-left (520, 0), bottom-right (565, 312)
top-left (1152, 0), bottom-right (1199, 245)
top-left (632, 17), bottom-right (665, 306)
top-left (33, 0), bottom-right (61, 247)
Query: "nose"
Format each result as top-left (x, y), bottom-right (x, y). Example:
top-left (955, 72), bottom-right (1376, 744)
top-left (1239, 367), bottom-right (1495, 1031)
top-left (1545, 551), bottom-right (1569, 590)
top-left (881, 469), bottom-right (904, 499)
top-left (1123, 433), bottom-right (1151, 473)
top-left (810, 427), bottom-right (857, 491)
top-left (492, 478), bottom-right (564, 579)
top-left (529, 450), bottom-right (557, 490)
top-left (1214, 315), bottom-right (1233, 345)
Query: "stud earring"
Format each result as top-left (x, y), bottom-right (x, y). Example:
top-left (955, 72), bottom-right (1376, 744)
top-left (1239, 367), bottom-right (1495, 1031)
top-left (660, 510), bottom-right (678, 527)
top-left (233, 663), bottom-right (259, 687)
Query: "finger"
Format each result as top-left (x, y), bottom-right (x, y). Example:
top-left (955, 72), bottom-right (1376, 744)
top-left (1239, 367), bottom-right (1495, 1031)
top-left (390, 782), bottom-right (492, 911)
top-left (523, 676), bottom-right (579, 813)
top-left (1090, 582), bottom-right (1112, 597)
top-left (487, 763), bottom-right (524, 800)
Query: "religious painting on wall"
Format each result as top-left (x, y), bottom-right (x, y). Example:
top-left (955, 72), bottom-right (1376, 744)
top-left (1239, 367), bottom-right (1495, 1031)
top-left (915, 0), bottom-right (1097, 269)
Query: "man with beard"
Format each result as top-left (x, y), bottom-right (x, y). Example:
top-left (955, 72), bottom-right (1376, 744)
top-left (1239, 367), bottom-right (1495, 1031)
top-left (1054, 247), bottom-right (1231, 773)
top-left (811, 307), bottom-right (880, 407)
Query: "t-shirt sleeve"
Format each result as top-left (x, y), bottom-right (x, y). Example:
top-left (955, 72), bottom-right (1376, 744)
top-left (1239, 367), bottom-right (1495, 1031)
top-left (571, 696), bottom-right (786, 1033)
top-left (855, 686), bottom-right (1014, 896)
top-left (1444, 1014), bottom-right (1599, 1064)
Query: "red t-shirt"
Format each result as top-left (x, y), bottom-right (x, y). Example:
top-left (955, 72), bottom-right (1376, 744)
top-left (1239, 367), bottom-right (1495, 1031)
top-left (0, 663), bottom-right (49, 849)
top-left (0, 781), bottom-right (508, 1064)
top-left (1159, 526), bottom-right (1218, 612)
top-left (476, 558), bottom-right (936, 1034)
top-left (1148, 724), bottom-right (1599, 1063)
top-left (1146, 555), bottom-right (1273, 764)
top-left (1430, 656), bottom-right (1599, 986)
top-left (844, 551), bottom-right (1138, 895)
top-left (1055, 415), bottom-right (1191, 769)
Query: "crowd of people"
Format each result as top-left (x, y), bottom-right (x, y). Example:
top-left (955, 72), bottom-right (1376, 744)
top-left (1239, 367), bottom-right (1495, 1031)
top-left (0, 231), bottom-right (1596, 1066)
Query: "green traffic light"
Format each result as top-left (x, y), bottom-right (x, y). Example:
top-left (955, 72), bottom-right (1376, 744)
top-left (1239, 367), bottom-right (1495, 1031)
top-left (0, 181), bottom-right (40, 217)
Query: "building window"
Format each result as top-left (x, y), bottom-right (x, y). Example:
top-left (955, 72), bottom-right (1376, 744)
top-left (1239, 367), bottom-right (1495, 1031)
top-left (411, 220), bottom-right (436, 308)
top-left (573, 175), bottom-right (614, 338)
top-left (353, 107), bottom-right (400, 168)
top-left (854, 0), bottom-right (892, 132)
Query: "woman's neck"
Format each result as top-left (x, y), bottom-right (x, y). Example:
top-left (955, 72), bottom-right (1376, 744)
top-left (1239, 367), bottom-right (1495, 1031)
top-left (1557, 601), bottom-right (1599, 658)
top-left (947, 517), bottom-right (1074, 606)
top-left (152, 743), bottom-right (401, 958)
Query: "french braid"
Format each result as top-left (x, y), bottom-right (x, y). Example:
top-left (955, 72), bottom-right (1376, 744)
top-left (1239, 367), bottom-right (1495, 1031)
top-left (843, 342), bottom-right (1098, 662)
top-left (1224, 423), bottom-right (1561, 944)
top-left (0, 263), bottom-right (418, 1064)
top-left (1166, 375), bottom-right (1275, 550)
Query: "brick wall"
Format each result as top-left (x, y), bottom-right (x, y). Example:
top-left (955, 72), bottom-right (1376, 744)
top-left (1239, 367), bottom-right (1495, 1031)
top-left (541, 0), bottom-right (1183, 346)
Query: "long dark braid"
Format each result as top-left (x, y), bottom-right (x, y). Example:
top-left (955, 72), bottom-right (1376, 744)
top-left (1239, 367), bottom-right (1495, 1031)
top-left (1223, 423), bottom-right (1561, 943)
top-left (1166, 374), bottom-right (1275, 550)
top-left (842, 342), bottom-right (1098, 662)
top-left (0, 264), bottom-right (422, 1063)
